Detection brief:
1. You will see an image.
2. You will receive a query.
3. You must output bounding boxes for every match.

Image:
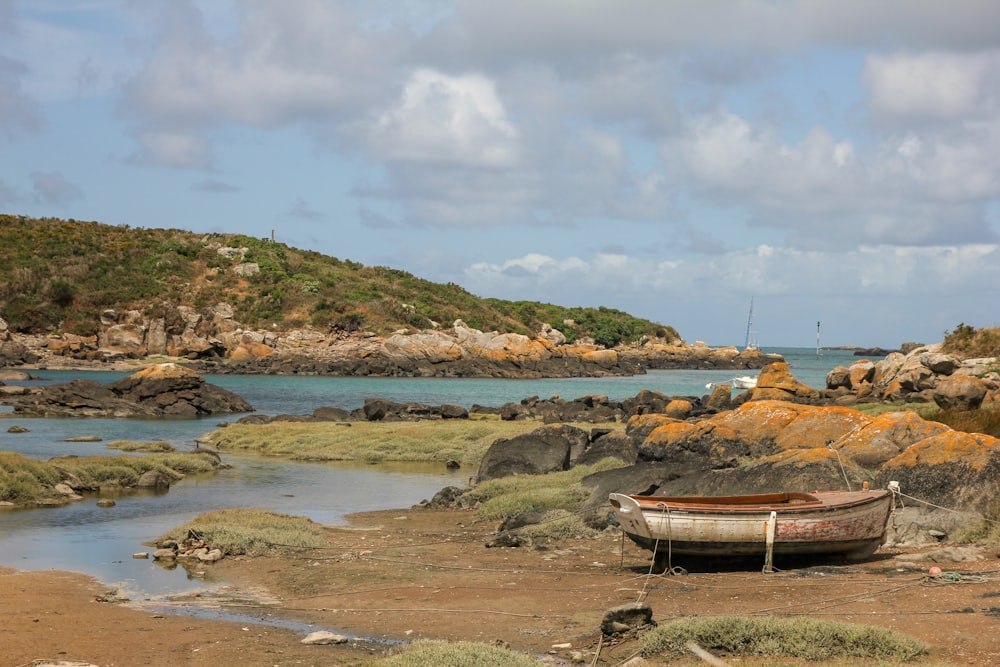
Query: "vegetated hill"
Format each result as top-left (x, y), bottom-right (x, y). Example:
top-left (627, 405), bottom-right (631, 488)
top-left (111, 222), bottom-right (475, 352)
top-left (940, 323), bottom-right (1000, 359)
top-left (0, 215), bottom-right (679, 348)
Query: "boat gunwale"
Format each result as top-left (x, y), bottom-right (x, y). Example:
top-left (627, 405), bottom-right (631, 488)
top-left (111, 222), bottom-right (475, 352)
top-left (616, 490), bottom-right (890, 515)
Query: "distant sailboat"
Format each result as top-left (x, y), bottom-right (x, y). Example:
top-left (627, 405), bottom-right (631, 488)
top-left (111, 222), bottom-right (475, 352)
top-left (744, 297), bottom-right (760, 351)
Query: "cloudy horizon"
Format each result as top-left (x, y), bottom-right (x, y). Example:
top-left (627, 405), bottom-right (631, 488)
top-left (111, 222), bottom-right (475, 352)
top-left (2, 1), bottom-right (998, 349)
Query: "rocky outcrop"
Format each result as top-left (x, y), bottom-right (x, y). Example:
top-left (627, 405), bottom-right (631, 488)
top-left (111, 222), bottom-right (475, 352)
top-left (3, 363), bottom-right (253, 417)
top-left (825, 344), bottom-right (999, 408)
top-left (466, 380), bottom-right (1000, 544)
top-left (0, 316), bottom-right (39, 367)
top-left (13, 309), bottom-right (782, 378)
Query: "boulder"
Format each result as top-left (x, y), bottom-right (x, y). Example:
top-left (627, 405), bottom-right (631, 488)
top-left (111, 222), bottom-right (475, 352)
top-left (621, 389), bottom-right (673, 416)
top-left (920, 352), bottom-right (960, 375)
top-left (876, 430), bottom-right (1000, 512)
top-left (137, 469), bottom-right (171, 489)
top-left (0, 338), bottom-right (39, 366)
top-left (772, 406), bottom-right (872, 451)
top-left (749, 362), bottom-right (820, 401)
top-left (933, 375), bottom-right (989, 411)
top-left (825, 365), bottom-right (851, 389)
top-left (476, 424), bottom-right (588, 483)
top-left (885, 506), bottom-right (983, 548)
top-left (574, 430), bottom-right (640, 467)
top-left (705, 383), bottom-right (732, 411)
top-left (848, 360), bottom-right (876, 389)
top-left (657, 447), bottom-right (870, 497)
top-left (833, 411), bottom-right (951, 468)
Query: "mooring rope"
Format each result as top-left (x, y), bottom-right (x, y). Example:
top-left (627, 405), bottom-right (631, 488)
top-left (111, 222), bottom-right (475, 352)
top-left (828, 441), bottom-right (852, 491)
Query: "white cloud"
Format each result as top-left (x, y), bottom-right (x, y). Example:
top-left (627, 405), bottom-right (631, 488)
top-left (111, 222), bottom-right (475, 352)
top-left (666, 108), bottom-right (1000, 248)
top-left (473, 243), bottom-right (1000, 302)
top-left (863, 51), bottom-right (1000, 121)
top-left (366, 68), bottom-right (522, 168)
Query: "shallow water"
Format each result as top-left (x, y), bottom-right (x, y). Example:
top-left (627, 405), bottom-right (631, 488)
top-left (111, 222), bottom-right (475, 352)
top-left (0, 347), bottom-right (858, 599)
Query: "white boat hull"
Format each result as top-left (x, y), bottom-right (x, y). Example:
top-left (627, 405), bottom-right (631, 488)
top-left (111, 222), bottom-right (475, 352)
top-left (609, 490), bottom-right (892, 559)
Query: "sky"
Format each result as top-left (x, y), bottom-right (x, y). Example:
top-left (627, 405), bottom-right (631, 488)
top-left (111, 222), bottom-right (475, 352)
top-left (2, 1), bottom-right (999, 349)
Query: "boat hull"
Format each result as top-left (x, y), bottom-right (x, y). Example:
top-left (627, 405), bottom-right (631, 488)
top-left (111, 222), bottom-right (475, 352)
top-left (609, 490), bottom-right (892, 559)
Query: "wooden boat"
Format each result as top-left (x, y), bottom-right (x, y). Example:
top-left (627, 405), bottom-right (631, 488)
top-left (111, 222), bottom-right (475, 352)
top-left (609, 489), bottom-right (892, 565)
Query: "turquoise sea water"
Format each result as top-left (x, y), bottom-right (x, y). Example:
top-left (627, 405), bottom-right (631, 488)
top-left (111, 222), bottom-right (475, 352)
top-left (0, 347), bottom-right (860, 598)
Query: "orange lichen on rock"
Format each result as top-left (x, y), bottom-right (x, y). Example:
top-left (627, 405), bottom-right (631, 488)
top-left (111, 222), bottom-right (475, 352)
top-left (773, 406), bottom-right (872, 451)
top-left (750, 362), bottom-right (820, 399)
top-left (663, 399), bottom-right (693, 419)
top-left (644, 421), bottom-right (697, 446)
top-left (625, 413), bottom-right (679, 434)
top-left (834, 411), bottom-right (952, 468)
top-left (714, 400), bottom-right (811, 442)
top-left (883, 431), bottom-right (1000, 470)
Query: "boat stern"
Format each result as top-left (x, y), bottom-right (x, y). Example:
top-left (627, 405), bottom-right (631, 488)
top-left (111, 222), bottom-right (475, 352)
top-left (609, 493), bottom-right (653, 540)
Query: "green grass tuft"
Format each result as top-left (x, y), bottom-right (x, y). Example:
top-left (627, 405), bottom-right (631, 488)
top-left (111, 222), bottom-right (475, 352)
top-left (158, 508), bottom-right (326, 556)
top-left (205, 419), bottom-right (598, 469)
top-left (364, 639), bottom-right (544, 666)
top-left (641, 616), bottom-right (927, 662)
top-left (107, 440), bottom-right (176, 453)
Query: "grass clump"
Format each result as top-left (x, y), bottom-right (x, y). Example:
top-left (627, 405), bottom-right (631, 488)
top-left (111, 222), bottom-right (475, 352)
top-left (641, 616), bottom-right (927, 662)
top-left (107, 440), bottom-right (176, 453)
top-left (925, 407), bottom-right (1000, 438)
top-left (205, 419), bottom-right (567, 468)
top-left (0, 452), bottom-right (62, 502)
top-left (471, 457), bottom-right (624, 521)
top-left (365, 639), bottom-right (544, 666)
top-left (941, 323), bottom-right (1000, 359)
top-left (55, 452), bottom-right (219, 487)
top-left (457, 457), bottom-right (626, 541)
top-left (158, 508), bottom-right (326, 556)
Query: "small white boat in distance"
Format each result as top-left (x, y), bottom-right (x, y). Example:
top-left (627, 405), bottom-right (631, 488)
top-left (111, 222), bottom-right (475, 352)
top-left (609, 489), bottom-right (893, 568)
top-left (706, 375), bottom-right (758, 390)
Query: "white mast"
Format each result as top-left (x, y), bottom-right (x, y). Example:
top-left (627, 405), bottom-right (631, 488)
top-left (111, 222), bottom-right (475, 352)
top-left (744, 297), bottom-right (756, 350)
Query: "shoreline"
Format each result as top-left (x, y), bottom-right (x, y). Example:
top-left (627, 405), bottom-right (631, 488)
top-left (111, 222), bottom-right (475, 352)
top-left (5, 505), bottom-right (1000, 666)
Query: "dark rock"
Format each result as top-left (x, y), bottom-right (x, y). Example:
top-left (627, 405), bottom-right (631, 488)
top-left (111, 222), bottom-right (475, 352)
top-left (137, 469), bottom-right (172, 489)
top-left (312, 406), bottom-right (353, 421)
top-left (476, 424), bottom-right (589, 483)
top-left (575, 430), bottom-right (640, 467)
top-left (656, 448), bottom-right (869, 497)
top-left (424, 485), bottom-right (470, 509)
top-left (579, 462), bottom-right (695, 511)
top-left (600, 602), bottom-right (655, 636)
top-left (933, 375), bottom-right (988, 411)
top-left (5, 363), bottom-right (251, 418)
